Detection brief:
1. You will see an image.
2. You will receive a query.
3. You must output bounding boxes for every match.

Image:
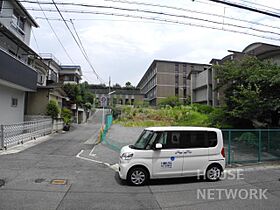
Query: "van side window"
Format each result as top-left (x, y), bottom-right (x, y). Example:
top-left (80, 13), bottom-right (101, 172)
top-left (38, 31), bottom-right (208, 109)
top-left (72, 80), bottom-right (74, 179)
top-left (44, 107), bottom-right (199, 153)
top-left (208, 131), bottom-right (218, 147)
top-left (179, 131), bottom-right (207, 148)
top-left (189, 131), bottom-right (207, 148)
top-left (180, 131), bottom-right (218, 148)
top-left (158, 132), bottom-right (181, 149)
top-left (158, 132), bottom-right (167, 145)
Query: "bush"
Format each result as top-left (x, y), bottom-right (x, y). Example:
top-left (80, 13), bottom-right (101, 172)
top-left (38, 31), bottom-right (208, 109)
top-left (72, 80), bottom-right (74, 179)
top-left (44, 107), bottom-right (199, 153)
top-left (192, 103), bottom-right (214, 114)
top-left (61, 108), bottom-right (72, 125)
top-left (46, 100), bottom-right (60, 119)
top-left (158, 96), bottom-right (182, 107)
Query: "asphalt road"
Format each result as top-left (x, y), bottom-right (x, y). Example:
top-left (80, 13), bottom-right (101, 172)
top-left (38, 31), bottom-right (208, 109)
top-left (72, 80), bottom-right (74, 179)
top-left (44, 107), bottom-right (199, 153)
top-left (0, 114), bottom-right (280, 210)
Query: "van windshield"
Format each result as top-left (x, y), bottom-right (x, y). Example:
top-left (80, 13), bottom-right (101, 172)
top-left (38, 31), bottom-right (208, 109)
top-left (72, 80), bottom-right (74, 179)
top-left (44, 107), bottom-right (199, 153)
top-left (133, 130), bottom-right (154, 149)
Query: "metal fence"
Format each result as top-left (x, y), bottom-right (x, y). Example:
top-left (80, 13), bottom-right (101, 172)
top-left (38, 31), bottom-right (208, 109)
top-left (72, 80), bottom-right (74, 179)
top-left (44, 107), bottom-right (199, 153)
top-left (0, 118), bottom-right (63, 150)
top-left (222, 129), bottom-right (280, 165)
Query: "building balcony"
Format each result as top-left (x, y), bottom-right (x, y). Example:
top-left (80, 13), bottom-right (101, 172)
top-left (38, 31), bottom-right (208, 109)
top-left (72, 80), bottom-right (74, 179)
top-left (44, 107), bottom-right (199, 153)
top-left (0, 48), bottom-right (37, 91)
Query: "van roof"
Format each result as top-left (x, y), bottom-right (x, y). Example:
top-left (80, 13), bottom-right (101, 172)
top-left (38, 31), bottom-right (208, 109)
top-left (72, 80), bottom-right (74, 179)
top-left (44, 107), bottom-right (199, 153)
top-left (145, 126), bottom-right (221, 132)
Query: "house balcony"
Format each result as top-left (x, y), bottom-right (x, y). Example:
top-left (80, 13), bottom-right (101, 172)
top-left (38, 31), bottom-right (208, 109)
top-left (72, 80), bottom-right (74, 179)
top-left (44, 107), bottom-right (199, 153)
top-left (0, 48), bottom-right (37, 91)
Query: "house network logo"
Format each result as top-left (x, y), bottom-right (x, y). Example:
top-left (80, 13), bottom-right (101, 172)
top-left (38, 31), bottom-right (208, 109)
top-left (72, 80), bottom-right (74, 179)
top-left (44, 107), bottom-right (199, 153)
top-left (196, 169), bottom-right (268, 200)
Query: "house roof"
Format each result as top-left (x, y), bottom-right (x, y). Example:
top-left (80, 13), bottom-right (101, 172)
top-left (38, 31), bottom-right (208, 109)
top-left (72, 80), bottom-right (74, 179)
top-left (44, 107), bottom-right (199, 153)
top-left (242, 42), bottom-right (280, 59)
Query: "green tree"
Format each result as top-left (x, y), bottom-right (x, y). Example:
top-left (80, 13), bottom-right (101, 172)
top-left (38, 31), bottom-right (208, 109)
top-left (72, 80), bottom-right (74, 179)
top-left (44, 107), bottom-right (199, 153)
top-left (61, 108), bottom-right (72, 125)
top-left (46, 100), bottom-right (60, 119)
top-left (215, 56), bottom-right (280, 127)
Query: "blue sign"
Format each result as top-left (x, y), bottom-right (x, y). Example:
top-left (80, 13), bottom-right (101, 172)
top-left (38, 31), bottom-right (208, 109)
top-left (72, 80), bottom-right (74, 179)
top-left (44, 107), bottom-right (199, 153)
top-left (170, 156), bottom-right (175, 161)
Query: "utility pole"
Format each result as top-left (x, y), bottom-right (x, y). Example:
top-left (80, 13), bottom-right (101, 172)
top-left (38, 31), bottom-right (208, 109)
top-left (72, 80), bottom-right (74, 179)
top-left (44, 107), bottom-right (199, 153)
top-left (108, 76), bottom-right (111, 107)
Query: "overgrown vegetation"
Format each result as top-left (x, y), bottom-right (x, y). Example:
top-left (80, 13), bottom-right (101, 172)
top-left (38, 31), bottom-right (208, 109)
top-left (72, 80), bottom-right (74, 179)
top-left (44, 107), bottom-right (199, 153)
top-left (114, 104), bottom-right (231, 128)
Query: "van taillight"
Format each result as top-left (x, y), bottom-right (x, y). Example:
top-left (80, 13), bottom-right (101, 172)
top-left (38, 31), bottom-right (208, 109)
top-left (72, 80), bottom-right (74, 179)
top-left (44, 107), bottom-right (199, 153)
top-left (221, 147), bottom-right (225, 158)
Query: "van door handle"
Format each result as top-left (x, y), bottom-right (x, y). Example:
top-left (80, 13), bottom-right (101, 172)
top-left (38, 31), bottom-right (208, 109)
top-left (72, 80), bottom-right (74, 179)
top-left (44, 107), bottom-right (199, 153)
top-left (175, 151), bottom-right (183, 155)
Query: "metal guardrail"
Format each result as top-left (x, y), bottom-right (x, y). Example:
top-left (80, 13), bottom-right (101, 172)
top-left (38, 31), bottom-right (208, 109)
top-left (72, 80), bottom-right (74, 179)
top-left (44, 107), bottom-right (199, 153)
top-left (0, 118), bottom-right (63, 150)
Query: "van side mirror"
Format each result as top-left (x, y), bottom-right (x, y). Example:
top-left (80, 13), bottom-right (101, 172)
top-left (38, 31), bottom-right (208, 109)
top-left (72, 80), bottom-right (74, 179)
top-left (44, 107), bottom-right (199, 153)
top-left (155, 143), bottom-right (162, 150)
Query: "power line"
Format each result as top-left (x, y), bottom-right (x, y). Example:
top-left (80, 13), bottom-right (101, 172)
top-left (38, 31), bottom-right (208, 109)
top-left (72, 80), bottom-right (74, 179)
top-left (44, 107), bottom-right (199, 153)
top-left (20, 0), bottom-right (280, 31)
top-left (35, 0), bottom-right (75, 63)
top-left (69, 19), bottom-right (105, 83)
top-left (71, 0), bottom-right (280, 31)
top-left (24, 8), bottom-right (280, 41)
top-left (206, 0), bottom-right (280, 19)
top-left (51, 0), bottom-right (104, 83)
top-left (23, 6), bottom-right (280, 40)
top-left (239, 0), bottom-right (280, 12)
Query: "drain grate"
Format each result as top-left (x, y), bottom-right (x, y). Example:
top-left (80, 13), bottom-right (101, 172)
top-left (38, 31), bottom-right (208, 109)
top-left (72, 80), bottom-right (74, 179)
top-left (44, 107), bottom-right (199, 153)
top-left (51, 179), bottom-right (67, 185)
top-left (0, 179), bottom-right (5, 188)
top-left (35, 178), bottom-right (46, 183)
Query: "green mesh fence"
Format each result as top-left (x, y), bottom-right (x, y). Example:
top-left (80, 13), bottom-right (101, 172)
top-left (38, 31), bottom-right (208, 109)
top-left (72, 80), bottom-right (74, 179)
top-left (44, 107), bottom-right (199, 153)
top-left (222, 129), bottom-right (280, 165)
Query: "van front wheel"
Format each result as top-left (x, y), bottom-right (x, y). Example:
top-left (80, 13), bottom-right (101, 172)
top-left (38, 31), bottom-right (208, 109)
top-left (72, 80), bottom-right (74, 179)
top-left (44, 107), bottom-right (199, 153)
top-left (206, 165), bottom-right (222, 181)
top-left (127, 167), bottom-right (148, 186)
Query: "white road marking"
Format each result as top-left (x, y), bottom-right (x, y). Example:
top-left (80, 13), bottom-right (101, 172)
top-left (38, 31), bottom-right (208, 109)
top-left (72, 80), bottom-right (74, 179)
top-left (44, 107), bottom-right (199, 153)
top-left (110, 163), bottom-right (119, 172)
top-left (76, 149), bottom-right (113, 169)
top-left (89, 146), bottom-right (96, 157)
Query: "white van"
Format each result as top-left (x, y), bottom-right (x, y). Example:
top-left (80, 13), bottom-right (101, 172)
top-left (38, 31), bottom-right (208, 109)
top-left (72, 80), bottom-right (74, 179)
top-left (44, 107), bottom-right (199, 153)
top-left (118, 127), bottom-right (225, 186)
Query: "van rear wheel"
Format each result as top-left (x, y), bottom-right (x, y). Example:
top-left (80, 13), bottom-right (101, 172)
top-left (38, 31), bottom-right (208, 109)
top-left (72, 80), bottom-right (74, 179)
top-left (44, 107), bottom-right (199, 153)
top-left (206, 165), bottom-right (222, 181)
top-left (127, 167), bottom-right (148, 186)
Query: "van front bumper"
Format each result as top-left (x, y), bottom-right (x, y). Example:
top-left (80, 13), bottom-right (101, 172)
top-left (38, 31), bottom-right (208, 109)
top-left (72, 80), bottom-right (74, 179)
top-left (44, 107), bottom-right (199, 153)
top-left (118, 160), bottom-right (131, 180)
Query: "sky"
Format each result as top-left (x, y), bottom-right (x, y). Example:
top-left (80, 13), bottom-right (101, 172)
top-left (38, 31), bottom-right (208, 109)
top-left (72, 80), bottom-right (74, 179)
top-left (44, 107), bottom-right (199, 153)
top-left (22, 0), bottom-right (280, 86)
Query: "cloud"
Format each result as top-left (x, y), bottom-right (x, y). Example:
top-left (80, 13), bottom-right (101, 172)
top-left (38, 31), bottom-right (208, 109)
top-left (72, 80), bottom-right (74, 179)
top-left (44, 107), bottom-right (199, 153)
top-left (27, 0), bottom-right (280, 85)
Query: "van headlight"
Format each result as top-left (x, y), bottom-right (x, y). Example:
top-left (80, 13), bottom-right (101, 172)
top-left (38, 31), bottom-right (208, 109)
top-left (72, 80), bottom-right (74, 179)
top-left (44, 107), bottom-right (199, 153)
top-left (120, 152), bottom-right (134, 160)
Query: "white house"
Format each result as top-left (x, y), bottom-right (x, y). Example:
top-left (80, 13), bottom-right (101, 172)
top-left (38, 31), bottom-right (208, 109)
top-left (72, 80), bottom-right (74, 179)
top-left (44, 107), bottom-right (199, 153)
top-left (0, 0), bottom-right (39, 124)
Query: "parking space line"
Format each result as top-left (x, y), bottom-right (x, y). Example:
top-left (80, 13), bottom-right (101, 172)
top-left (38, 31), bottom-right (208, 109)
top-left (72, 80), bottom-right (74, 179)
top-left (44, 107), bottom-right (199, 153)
top-left (76, 149), bottom-right (113, 169)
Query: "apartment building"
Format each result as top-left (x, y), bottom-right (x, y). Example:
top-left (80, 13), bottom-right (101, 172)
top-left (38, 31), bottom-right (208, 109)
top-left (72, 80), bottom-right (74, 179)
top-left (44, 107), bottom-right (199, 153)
top-left (0, 0), bottom-right (39, 124)
top-left (189, 42), bottom-right (280, 107)
top-left (137, 60), bottom-right (210, 106)
top-left (90, 85), bottom-right (144, 107)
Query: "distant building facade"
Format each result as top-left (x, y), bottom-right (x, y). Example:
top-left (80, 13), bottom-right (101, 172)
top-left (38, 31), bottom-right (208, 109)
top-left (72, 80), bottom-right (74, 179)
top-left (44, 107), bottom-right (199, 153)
top-left (90, 85), bottom-right (144, 107)
top-left (59, 65), bottom-right (82, 84)
top-left (137, 60), bottom-right (210, 106)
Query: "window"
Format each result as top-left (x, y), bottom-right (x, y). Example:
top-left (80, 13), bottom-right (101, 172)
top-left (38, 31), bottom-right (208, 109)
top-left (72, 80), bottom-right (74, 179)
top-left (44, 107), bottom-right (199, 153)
top-left (158, 131), bottom-right (218, 149)
top-left (12, 10), bottom-right (25, 35)
top-left (37, 73), bottom-right (44, 84)
top-left (0, 0), bottom-right (3, 12)
top-left (158, 132), bottom-right (182, 149)
top-left (175, 64), bottom-right (179, 73)
top-left (175, 87), bottom-right (179, 96)
top-left (180, 131), bottom-right (218, 148)
top-left (11, 98), bottom-right (18, 107)
top-left (183, 64), bottom-right (187, 74)
top-left (183, 88), bottom-right (187, 98)
top-left (133, 130), bottom-right (154, 149)
top-left (208, 131), bottom-right (218, 147)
